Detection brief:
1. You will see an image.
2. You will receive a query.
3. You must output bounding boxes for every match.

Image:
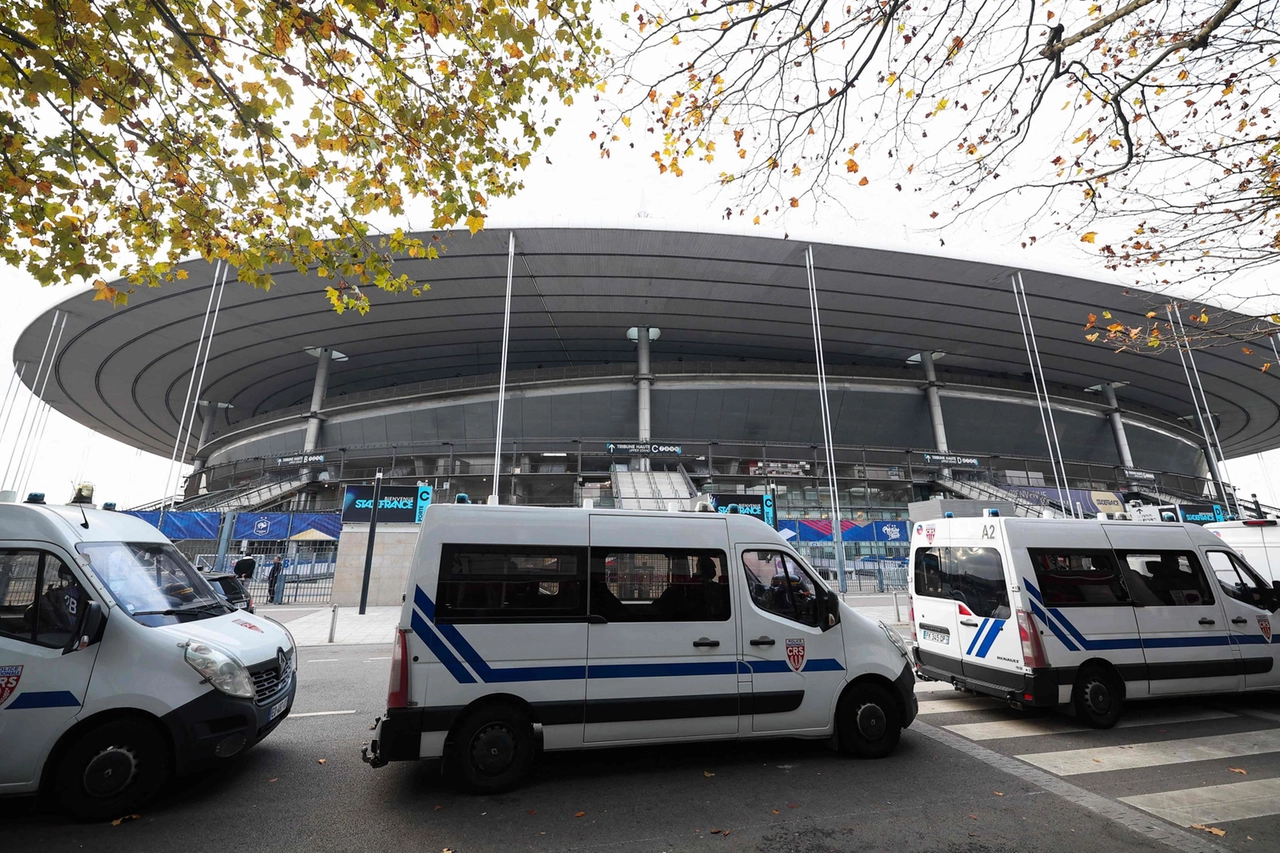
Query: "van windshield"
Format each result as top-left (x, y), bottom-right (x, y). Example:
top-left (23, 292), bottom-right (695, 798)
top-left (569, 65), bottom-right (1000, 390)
top-left (76, 542), bottom-right (231, 626)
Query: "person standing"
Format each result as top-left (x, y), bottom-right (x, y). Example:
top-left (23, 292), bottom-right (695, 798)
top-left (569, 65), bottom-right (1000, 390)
top-left (267, 555), bottom-right (284, 604)
top-left (233, 552), bottom-right (256, 580)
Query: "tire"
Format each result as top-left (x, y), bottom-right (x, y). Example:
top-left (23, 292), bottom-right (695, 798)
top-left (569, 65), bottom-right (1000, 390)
top-left (450, 703), bottom-right (535, 794)
top-left (53, 718), bottom-right (171, 822)
top-left (1073, 666), bottom-right (1124, 729)
top-left (837, 683), bottom-right (902, 759)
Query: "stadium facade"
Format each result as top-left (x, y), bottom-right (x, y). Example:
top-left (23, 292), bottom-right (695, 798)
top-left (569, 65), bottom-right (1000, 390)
top-left (13, 226), bottom-right (1279, 587)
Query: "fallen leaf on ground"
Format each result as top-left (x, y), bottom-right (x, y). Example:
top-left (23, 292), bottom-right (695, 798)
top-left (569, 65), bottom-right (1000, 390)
top-left (1192, 824), bottom-right (1227, 837)
top-left (994, 792), bottom-right (1003, 796)
top-left (786, 804), bottom-right (799, 809)
top-left (527, 810), bottom-right (537, 815)
top-left (317, 758), bottom-right (326, 764)
top-left (574, 811), bottom-right (586, 818)
top-left (268, 778), bottom-right (278, 783)
top-left (969, 814), bottom-right (978, 820)
top-left (1093, 758), bottom-right (1102, 763)
top-left (723, 830), bottom-right (731, 837)
top-left (434, 805), bottom-right (443, 811)
top-left (111, 814), bottom-right (140, 826)
top-left (772, 809), bottom-right (780, 815)
top-left (711, 829), bottom-right (722, 834)
top-left (704, 771), bottom-right (715, 777)
top-left (1230, 767), bottom-right (1248, 775)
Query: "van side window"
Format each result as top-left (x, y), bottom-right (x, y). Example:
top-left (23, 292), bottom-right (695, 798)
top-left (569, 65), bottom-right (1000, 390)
top-left (1028, 550), bottom-right (1130, 606)
top-left (0, 550), bottom-right (86, 648)
top-left (589, 550), bottom-right (730, 622)
top-left (1205, 551), bottom-right (1270, 605)
top-left (1117, 551), bottom-right (1215, 607)
top-left (914, 547), bottom-right (1010, 619)
top-left (741, 550), bottom-right (823, 627)
top-left (436, 544), bottom-right (587, 623)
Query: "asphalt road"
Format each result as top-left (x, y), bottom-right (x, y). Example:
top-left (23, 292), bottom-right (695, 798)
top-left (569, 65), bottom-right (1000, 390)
top-left (6, 646), bottom-right (1279, 853)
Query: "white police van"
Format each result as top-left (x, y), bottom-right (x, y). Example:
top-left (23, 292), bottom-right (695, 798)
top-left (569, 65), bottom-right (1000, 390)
top-left (1205, 518), bottom-right (1280, 585)
top-left (0, 498), bottom-right (297, 819)
top-left (910, 514), bottom-right (1279, 727)
top-left (362, 503), bottom-right (916, 791)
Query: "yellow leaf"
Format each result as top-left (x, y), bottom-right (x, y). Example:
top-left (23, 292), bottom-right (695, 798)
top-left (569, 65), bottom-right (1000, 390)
top-left (1086, 332), bottom-right (1100, 342)
top-left (752, 216), bottom-right (760, 225)
top-left (1242, 347), bottom-right (1254, 355)
top-left (1103, 311), bottom-right (1112, 319)
top-left (936, 98), bottom-right (949, 112)
top-left (1081, 231), bottom-right (1098, 243)
top-left (1145, 311), bottom-right (1157, 318)
top-left (1191, 825), bottom-right (1227, 838)
top-left (465, 213), bottom-right (485, 235)
top-left (1199, 312), bottom-right (1209, 324)
top-left (419, 11), bottom-right (439, 37)
top-left (1108, 139), bottom-right (1122, 150)
top-left (621, 116), bottom-right (631, 128)
top-left (886, 72), bottom-right (897, 86)
top-left (1107, 323), bottom-right (1125, 333)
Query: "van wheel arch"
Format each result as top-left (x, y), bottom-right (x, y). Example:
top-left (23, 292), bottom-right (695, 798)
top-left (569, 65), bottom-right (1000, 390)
top-left (1076, 659), bottom-right (1126, 700)
top-left (839, 674), bottom-right (906, 723)
top-left (1072, 660), bottom-right (1126, 729)
top-left (445, 694), bottom-right (542, 754)
top-left (38, 709), bottom-right (174, 805)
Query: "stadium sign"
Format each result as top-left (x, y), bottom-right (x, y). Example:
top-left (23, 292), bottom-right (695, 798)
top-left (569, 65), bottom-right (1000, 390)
top-left (605, 442), bottom-right (683, 456)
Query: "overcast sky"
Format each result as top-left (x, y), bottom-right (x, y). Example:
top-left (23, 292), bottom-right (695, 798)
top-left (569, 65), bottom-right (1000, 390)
top-left (2, 69), bottom-right (1278, 511)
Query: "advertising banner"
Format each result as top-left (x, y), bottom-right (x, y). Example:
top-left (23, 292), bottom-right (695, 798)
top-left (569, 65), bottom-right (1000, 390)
top-left (341, 484), bottom-right (431, 523)
top-left (780, 518), bottom-right (909, 543)
top-left (708, 493), bottom-right (775, 528)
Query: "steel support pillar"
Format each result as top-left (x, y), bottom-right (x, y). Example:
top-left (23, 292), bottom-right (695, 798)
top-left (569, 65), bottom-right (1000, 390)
top-left (303, 347), bottom-right (333, 453)
top-left (636, 326), bottom-right (652, 473)
top-left (1099, 383), bottom-right (1135, 470)
top-left (920, 351), bottom-right (949, 453)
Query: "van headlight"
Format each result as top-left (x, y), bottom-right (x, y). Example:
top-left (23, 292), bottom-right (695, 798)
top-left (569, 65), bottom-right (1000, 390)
top-left (879, 621), bottom-right (910, 660)
top-left (184, 641), bottom-right (255, 699)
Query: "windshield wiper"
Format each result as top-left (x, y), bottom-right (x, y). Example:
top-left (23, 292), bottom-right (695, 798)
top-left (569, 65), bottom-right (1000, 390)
top-left (132, 601), bottom-right (230, 617)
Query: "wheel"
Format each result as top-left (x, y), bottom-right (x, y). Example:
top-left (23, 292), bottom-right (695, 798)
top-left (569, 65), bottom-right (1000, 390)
top-left (1073, 666), bottom-right (1124, 729)
top-left (837, 683), bottom-right (902, 759)
top-left (53, 718), bottom-right (171, 821)
top-left (449, 703), bottom-right (535, 794)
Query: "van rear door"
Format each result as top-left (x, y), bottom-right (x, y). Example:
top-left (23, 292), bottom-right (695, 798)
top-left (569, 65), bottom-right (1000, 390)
top-left (911, 520), bottom-right (962, 683)
top-left (583, 514), bottom-right (739, 743)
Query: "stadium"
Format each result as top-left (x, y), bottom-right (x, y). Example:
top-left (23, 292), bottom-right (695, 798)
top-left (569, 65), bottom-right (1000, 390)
top-left (12, 225), bottom-right (1278, 599)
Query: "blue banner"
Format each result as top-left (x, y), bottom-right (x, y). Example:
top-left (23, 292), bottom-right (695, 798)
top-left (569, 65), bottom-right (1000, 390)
top-left (233, 512), bottom-right (292, 540)
top-left (288, 512), bottom-right (342, 538)
top-left (125, 511), bottom-right (222, 540)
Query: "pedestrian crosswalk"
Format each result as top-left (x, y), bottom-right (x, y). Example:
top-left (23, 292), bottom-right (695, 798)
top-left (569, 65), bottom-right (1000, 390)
top-left (914, 677), bottom-right (1280, 842)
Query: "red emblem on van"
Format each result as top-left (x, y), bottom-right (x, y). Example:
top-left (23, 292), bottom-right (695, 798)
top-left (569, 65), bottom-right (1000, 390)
top-left (233, 619), bottom-right (263, 633)
top-left (1259, 615), bottom-right (1272, 643)
top-left (786, 639), bottom-right (806, 672)
top-left (0, 665), bottom-right (22, 706)
top-left (924, 525), bottom-right (936, 545)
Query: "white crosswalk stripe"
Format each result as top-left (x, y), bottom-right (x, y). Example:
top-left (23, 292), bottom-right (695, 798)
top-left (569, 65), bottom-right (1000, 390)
top-left (1120, 778), bottom-right (1280, 826)
top-left (916, 697), bottom-right (1007, 715)
top-left (1016, 728), bottom-right (1280, 776)
top-left (943, 707), bottom-right (1234, 740)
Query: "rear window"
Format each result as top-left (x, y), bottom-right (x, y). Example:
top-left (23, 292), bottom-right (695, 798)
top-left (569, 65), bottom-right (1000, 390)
top-left (1028, 549), bottom-right (1130, 606)
top-left (1117, 550), bottom-right (1215, 607)
top-left (914, 546), bottom-right (1010, 619)
top-left (436, 544), bottom-right (587, 623)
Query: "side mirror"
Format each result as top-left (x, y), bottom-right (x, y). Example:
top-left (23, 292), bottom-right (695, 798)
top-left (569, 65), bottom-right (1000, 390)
top-left (825, 589), bottom-right (841, 629)
top-left (76, 601), bottom-right (106, 651)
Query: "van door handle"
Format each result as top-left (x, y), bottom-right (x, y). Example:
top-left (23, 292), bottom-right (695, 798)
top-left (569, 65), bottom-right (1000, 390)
top-left (1232, 617), bottom-right (1248, 624)
top-left (1199, 618), bottom-right (1216, 626)
top-left (692, 638), bottom-right (720, 648)
top-left (750, 637), bottom-right (776, 646)
top-left (960, 619), bottom-right (980, 627)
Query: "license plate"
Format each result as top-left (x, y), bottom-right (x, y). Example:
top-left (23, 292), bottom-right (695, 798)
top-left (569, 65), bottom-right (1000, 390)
top-left (921, 628), bottom-right (950, 645)
top-left (269, 696), bottom-right (290, 721)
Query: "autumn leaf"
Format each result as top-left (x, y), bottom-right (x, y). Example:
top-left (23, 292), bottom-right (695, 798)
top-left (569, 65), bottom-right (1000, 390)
top-left (419, 11), bottom-right (440, 36)
top-left (1085, 313), bottom-right (1097, 330)
top-left (1191, 824), bottom-right (1227, 837)
top-left (1243, 347), bottom-right (1254, 355)
top-left (1229, 767), bottom-right (1247, 774)
top-left (1263, 363), bottom-right (1272, 372)
top-left (1081, 232), bottom-right (1098, 243)
top-left (846, 158), bottom-right (859, 173)
top-left (111, 814), bottom-right (141, 826)
top-left (858, 177), bottom-right (869, 186)
top-left (1106, 323), bottom-right (1124, 333)
top-left (465, 213), bottom-right (486, 235)
top-left (1145, 311), bottom-right (1157, 318)
top-left (1103, 311), bottom-right (1112, 319)
top-left (317, 758), bottom-right (326, 764)
top-left (1086, 332), bottom-right (1100, 342)
top-left (704, 771), bottom-right (715, 777)
top-left (789, 197), bottom-right (799, 208)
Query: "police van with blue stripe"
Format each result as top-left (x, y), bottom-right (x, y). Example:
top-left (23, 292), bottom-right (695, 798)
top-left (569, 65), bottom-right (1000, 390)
top-left (361, 503), bottom-right (916, 791)
top-left (0, 497), bottom-right (296, 819)
top-left (910, 514), bottom-right (1280, 727)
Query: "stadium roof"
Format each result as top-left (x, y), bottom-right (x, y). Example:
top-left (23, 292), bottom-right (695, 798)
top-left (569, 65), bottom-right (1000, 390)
top-left (14, 226), bottom-right (1280, 459)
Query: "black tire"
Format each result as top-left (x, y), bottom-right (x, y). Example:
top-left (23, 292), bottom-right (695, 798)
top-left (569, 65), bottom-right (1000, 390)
top-left (450, 703), bottom-right (535, 794)
top-left (837, 683), bottom-right (902, 759)
top-left (53, 718), bottom-right (171, 822)
top-left (1073, 666), bottom-right (1124, 729)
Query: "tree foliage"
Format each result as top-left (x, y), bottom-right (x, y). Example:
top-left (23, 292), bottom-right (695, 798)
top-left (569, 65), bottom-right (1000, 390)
top-left (0, 0), bottom-right (602, 311)
top-left (608, 0), bottom-right (1280, 350)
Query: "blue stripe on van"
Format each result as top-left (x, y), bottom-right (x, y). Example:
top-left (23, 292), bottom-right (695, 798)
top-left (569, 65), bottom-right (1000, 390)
top-left (410, 610), bottom-right (477, 684)
top-left (743, 658), bottom-right (844, 674)
top-left (413, 585), bottom-right (435, 622)
top-left (1028, 599), bottom-right (1079, 652)
top-left (435, 622), bottom-right (587, 682)
top-left (965, 619), bottom-right (989, 656)
top-left (4, 690), bottom-right (80, 710)
top-left (975, 620), bottom-right (1004, 658)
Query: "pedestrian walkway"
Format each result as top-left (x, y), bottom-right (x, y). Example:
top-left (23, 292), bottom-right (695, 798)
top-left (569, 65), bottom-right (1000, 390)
top-left (913, 677), bottom-right (1280, 843)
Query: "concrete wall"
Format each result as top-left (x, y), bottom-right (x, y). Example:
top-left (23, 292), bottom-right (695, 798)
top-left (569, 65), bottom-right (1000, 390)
top-left (332, 523), bottom-right (418, 607)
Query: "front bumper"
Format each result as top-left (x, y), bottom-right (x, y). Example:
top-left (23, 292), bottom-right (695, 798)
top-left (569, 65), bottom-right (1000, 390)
top-left (894, 662), bottom-right (919, 727)
top-left (161, 672), bottom-right (297, 775)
